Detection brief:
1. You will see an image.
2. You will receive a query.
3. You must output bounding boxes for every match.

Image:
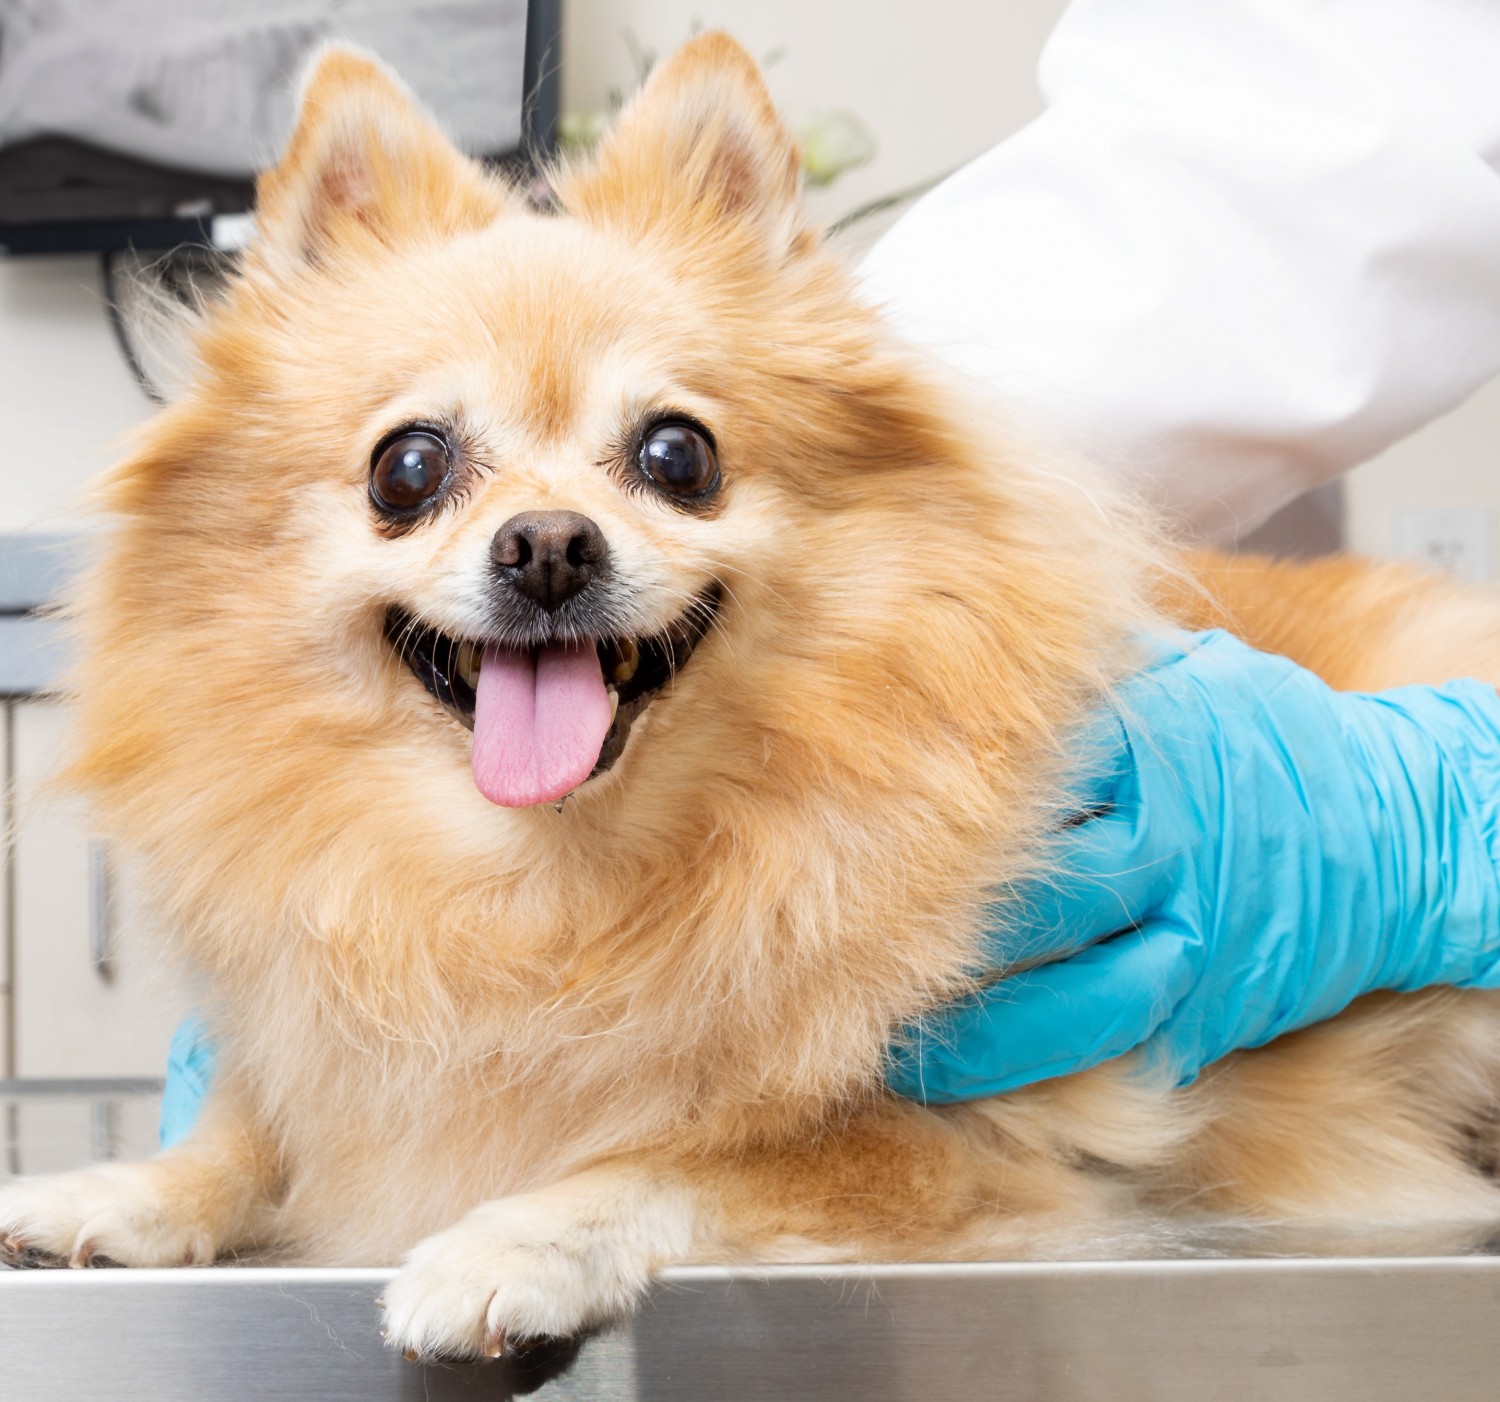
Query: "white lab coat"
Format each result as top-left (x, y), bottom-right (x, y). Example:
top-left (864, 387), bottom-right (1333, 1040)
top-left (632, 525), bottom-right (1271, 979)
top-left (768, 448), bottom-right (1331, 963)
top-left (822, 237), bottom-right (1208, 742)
top-left (859, 0), bottom-right (1500, 542)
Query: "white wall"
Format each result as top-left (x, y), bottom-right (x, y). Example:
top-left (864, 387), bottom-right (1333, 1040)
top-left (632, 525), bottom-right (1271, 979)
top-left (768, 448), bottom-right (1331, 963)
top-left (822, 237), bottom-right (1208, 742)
top-left (2, 0), bottom-right (1497, 570)
top-left (1345, 378), bottom-right (1500, 576)
top-left (0, 256), bottom-right (153, 535)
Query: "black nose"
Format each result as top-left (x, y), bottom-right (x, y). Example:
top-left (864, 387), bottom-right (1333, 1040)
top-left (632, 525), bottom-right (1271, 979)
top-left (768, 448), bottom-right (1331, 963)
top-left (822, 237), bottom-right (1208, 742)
top-left (491, 510), bottom-right (609, 612)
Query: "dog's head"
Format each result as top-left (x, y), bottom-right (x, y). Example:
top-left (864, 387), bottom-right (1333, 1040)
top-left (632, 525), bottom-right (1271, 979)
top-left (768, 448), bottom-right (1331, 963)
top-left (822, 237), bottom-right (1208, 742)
top-left (74, 36), bottom-right (1149, 980)
top-left (220, 37), bottom-right (834, 811)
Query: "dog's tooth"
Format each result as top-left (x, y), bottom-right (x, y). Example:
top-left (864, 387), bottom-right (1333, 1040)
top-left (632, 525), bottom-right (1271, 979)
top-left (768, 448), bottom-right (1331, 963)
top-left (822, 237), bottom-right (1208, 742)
top-left (457, 641), bottom-right (482, 689)
top-left (611, 639), bottom-right (640, 684)
top-left (607, 684), bottom-right (620, 724)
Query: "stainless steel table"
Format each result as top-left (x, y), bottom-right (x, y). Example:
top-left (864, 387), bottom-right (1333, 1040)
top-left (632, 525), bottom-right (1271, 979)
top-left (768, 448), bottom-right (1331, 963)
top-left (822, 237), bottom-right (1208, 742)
top-left (5, 1256), bottom-right (1500, 1401)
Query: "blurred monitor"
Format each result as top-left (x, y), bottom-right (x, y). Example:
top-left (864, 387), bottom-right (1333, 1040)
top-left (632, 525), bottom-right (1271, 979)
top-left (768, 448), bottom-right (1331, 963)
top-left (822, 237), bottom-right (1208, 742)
top-left (0, 0), bottom-right (560, 253)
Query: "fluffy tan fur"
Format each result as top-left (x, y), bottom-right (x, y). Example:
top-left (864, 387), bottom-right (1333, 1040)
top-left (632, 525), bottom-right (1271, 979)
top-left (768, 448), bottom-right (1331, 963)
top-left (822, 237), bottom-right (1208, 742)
top-left (5, 33), bottom-right (1500, 1356)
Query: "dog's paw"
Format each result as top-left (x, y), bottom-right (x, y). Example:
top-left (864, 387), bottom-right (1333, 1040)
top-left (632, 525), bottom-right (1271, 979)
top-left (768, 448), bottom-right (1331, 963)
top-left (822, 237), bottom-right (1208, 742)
top-left (381, 1181), bottom-right (689, 1362)
top-left (0, 1163), bottom-right (220, 1269)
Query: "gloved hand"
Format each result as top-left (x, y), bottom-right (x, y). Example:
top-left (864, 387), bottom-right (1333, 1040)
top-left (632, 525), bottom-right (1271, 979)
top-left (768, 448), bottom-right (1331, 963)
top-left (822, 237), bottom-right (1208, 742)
top-left (887, 630), bottom-right (1500, 1103)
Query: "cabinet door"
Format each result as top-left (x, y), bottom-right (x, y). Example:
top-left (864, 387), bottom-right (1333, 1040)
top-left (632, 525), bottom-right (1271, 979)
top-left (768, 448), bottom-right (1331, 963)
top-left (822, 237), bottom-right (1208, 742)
top-left (11, 701), bottom-right (193, 1080)
top-left (3, 1093), bottom-right (164, 1176)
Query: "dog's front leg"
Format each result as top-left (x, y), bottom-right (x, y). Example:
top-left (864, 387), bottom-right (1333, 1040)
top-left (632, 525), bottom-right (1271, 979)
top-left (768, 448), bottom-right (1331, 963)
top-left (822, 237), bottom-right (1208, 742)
top-left (380, 1161), bottom-right (704, 1360)
top-left (380, 1099), bottom-right (1026, 1361)
top-left (0, 1077), bottom-right (283, 1267)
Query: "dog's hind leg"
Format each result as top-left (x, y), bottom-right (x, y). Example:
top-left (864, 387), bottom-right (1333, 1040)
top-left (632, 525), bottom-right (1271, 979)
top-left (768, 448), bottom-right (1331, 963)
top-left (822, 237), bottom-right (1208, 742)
top-left (1146, 989), bottom-right (1500, 1228)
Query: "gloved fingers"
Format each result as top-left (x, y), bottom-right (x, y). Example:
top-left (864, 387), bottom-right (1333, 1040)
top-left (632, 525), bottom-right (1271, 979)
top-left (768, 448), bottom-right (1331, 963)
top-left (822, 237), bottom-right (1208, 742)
top-left (978, 639), bottom-right (1236, 969)
top-left (1060, 698), bottom-right (1135, 815)
top-left (980, 808), bottom-right (1181, 966)
top-left (887, 919), bottom-right (1199, 1104)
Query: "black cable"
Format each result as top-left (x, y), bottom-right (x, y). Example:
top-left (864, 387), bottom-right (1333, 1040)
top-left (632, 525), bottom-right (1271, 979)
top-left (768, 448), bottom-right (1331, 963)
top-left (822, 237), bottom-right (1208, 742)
top-left (100, 248), bottom-right (164, 405)
top-left (101, 244), bottom-right (238, 405)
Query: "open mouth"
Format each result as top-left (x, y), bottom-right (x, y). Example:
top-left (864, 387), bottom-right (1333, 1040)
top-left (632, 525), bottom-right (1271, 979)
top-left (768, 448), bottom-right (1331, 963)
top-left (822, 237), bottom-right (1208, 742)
top-left (384, 582), bottom-right (722, 804)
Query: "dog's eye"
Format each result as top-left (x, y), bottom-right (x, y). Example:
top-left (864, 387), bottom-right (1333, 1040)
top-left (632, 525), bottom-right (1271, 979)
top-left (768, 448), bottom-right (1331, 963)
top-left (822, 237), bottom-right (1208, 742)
top-left (371, 432), bottom-right (451, 513)
top-left (638, 421), bottom-right (719, 500)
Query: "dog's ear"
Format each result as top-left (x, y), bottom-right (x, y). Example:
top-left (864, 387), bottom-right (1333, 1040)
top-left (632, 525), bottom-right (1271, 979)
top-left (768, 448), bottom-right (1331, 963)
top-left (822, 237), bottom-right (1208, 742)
top-left (253, 46), bottom-right (507, 270)
top-left (561, 33), bottom-right (807, 256)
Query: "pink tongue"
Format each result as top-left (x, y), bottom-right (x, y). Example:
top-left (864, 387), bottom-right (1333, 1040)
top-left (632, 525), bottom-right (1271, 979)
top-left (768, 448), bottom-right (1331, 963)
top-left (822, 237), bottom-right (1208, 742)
top-left (471, 642), bottom-right (613, 807)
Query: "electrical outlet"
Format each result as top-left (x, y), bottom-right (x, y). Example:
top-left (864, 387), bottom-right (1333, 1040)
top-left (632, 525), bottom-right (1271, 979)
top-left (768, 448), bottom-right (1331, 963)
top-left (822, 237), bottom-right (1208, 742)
top-left (1394, 509), bottom-right (1493, 583)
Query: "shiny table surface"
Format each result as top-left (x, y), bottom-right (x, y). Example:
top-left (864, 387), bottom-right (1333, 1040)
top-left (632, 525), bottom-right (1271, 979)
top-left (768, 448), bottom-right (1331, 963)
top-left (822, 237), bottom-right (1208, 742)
top-left (6, 1256), bottom-right (1500, 1401)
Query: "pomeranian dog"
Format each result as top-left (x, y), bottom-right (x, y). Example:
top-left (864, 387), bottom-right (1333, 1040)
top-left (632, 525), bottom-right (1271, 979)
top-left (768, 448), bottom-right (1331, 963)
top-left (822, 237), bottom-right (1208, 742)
top-left (5, 33), bottom-right (1500, 1361)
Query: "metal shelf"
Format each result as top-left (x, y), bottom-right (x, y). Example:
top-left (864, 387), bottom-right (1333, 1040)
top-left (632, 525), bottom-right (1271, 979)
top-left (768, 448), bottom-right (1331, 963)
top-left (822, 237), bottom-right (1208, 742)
top-left (5, 1256), bottom-right (1500, 1401)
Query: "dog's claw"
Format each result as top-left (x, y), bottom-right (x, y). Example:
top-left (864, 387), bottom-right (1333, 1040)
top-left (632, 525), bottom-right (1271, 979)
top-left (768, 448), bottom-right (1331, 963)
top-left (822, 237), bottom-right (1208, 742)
top-left (68, 1240), bottom-right (95, 1269)
top-left (483, 1323), bottom-right (506, 1359)
top-left (403, 1347), bottom-right (421, 1364)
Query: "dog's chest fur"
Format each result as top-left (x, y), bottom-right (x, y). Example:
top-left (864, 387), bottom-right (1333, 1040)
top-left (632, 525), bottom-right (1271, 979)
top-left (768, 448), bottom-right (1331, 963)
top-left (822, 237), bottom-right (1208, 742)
top-left (211, 870), bottom-right (902, 1262)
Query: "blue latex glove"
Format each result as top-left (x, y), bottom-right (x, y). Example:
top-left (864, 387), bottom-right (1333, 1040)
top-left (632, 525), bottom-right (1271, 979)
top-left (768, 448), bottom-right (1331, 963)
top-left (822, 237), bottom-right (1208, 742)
top-left (888, 629), bottom-right (1500, 1103)
top-left (160, 1016), bottom-right (216, 1149)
